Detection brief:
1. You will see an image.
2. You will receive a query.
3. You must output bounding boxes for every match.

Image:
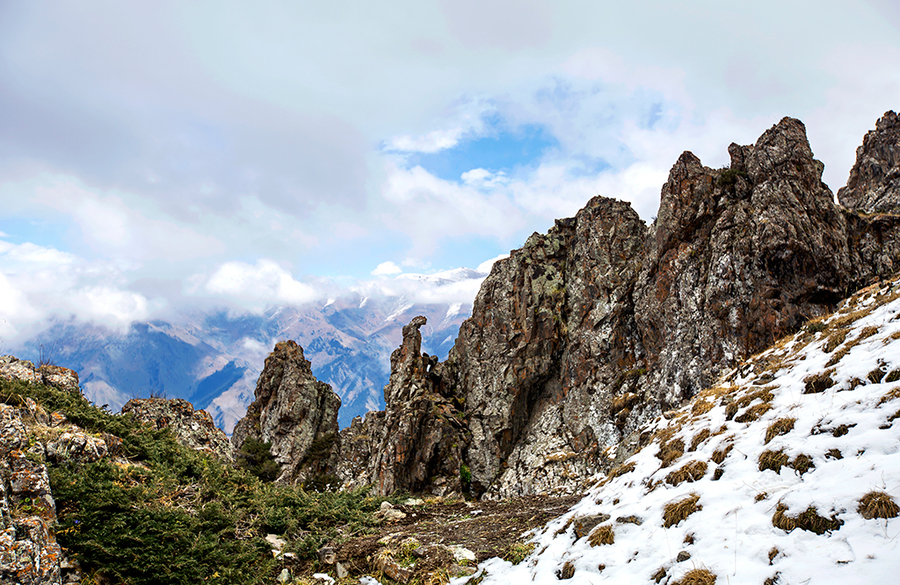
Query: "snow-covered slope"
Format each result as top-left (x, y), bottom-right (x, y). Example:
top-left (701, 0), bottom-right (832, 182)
top-left (464, 276), bottom-right (900, 584)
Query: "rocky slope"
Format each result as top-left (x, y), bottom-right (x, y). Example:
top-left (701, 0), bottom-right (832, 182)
top-left (463, 273), bottom-right (900, 584)
top-left (287, 111), bottom-right (900, 500)
top-left (121, 397), bottom-right (234, 461)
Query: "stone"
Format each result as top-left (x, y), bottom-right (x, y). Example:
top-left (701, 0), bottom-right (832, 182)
top-left (231, 341), bottom-right (341, 484)
top-left (122, 398), bottom-right (233, 461)
top-left (318, 545), bottom-right (336, 564)
top-left (573, 514), bottom-right (611, 539)
top-left (838, 110), bottom-right (900, 214)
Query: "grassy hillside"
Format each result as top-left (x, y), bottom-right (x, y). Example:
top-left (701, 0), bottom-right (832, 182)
top-left (0, 378), bottom-right (399, 585)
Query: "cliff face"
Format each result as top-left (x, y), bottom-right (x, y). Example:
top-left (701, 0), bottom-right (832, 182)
top-left (452, 115), bottom-right (900, 498)
top-left (838, 110), bottom-right (900, 214)
top-left (234, 112), bottom-right (900, 500)
top-left (231, 341), bottom-right (341, 484)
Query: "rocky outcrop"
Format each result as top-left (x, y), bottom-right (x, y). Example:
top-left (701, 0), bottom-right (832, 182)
top-left (122, 398), bottom-right (234, 461)
top-left (232, 341), bottom-right (341, 484)
top-left (0, 357), bottom-right (79, 395)
top-left (454, 116), bottom-right (900, 498)
top-left (336, 316), bottom-right (467, 496)
top-left (239, 114), bottom-right (900, 501)
top-left (838, 110), bottom-right (900, 214)
top-left (1, 399), bottom-right (85, 584)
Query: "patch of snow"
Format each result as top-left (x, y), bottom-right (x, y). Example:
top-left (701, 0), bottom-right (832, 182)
top-left (456, 278), bottom-right (900, 584)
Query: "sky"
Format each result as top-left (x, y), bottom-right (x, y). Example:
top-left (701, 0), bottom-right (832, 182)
top-left (0, 0), bottom-right (898, 343)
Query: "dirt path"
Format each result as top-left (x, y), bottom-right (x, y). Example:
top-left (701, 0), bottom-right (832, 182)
top-left (293, 494), bottom-right (582, 583)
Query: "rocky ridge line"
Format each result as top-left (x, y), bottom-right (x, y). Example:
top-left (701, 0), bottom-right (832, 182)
top-left (233, 112), bottom-right (900, 502)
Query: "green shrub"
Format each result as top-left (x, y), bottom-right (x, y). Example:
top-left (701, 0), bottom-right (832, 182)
top-left (236, 437), bottom-right (281, 481)
top-left (1, 378), bottom-right (397, 584)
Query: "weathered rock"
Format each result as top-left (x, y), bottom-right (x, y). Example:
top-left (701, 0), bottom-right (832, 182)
top-left (838, 110), bottom-right (900, 214)
top-left (335, 317), bottom-right (467, 495)
top-left (0, 402), bottom-right (75, 585)
top-left (432, 116), bottom-right (900, 499)
top-left (232, 341), bottom-right (341, 484)
top-left (0, 357), bottom-right (79, 395)
top-left (122, 398), bottom-right (233, 461)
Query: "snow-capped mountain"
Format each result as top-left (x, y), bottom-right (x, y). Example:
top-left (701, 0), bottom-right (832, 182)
top-left (16, 292), bottom-right (473, 434)
top-left (463, 275), bottom-right (900, 584)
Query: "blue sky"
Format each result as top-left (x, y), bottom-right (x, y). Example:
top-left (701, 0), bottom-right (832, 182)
top-left (0, 0), bottom-right (898, 341)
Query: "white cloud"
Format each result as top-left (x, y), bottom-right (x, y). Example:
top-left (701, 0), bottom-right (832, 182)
top-left (388, 128), bottom-right (467, 153)
top-left (379, 162), bottom-right (525, 256)
top-left (0, 240), bottom-right (152, 341)
top-left (204, 259), bottom-right (322, 310)
top-left (371, 261), bottom-right (403, 276)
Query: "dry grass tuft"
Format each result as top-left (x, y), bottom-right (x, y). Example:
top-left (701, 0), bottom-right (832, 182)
top-left (691, 399), bottom-right (715, 417)
top-left (673, 568), bottom-right (717, 585)
top-left (657, 437), bottom-right (686, 468)
top-left (877, 387), bottom-right (900, 405)
top-left (710, 442), bottom-right (733, 465)
top-left (689, 428), bottom-right (711, 451)
top-left (830, 306), bottom-right (875, 329)
top-left (803, 370), bottom-right (836, 394)
top-left (768, 546), bottom-right (779, 563)
top-left (858, 325), bottom-right (880, 340)
top-left (663, 493), bottom-right (702, 528)
top-left (884, 331), bottom-right (900, 345)
top-left (823, 328), bottom-right (849, 353)
top-left (588, 524), bottom-right (615, 547)
top-left (868, 366), bottom-right (886, 384)
top-left (683, 533), bottom-right (694, 545)
top-left (665, 460), bottom-right (708, 486)
top-left (858, 491), bottom-right (900, 519)
top-left (764, 418), bottom-right (796, 444)
top-left (557, 561), bottom-right (575, 580)
top-left (789, 454), bottom-right (815, 475)
top-left (735, 402), bottom-right (773, 422)
top-left (772, 503), bottom-right (842, 534)
top-left (608, 461), bottom-right (636, 479)
top-left (886, 370), bottom-right (900, 383)
top-left (758, 449), bottom-right (790, 474)
top-left (755, 492), bottom-right (768, 502)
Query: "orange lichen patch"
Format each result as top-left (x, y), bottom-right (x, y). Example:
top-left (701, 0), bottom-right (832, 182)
top-left (858, 491), bottom-right (900, 519)
top-left (665, 460), bottom-right (708, 486)
top-left (663, 494), bottom-right (701, 528)
top-left (764, 418), bottom-right (796, 444)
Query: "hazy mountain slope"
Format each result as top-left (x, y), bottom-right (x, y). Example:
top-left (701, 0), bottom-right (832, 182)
top-left (464, 275), bottom-right (900, 584)
top-left (17, 294), bottom-right (470, 433)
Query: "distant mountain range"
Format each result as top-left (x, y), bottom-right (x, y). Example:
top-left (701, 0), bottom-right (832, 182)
top-left (14, 269), bottom-right (488, 433)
